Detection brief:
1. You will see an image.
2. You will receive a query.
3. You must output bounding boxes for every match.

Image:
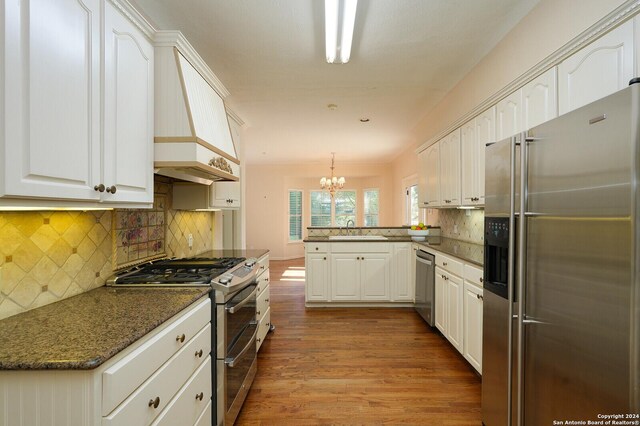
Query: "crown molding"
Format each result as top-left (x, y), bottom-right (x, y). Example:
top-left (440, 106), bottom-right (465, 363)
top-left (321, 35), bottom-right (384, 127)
top-left (416, 0), bottom-right (640, 153)
top-left (107, 0), bottom-right (156, 40)
top-left (226, 108), bottom-right (245, 127)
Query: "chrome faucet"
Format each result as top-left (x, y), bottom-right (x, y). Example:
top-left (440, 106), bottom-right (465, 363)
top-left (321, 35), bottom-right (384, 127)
top-left (346, 219), bottom-right (355, 235)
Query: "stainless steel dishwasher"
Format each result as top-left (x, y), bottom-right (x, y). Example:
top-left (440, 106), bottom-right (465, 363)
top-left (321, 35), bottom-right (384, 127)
top-left (414, 248), bottom-right (435, 326)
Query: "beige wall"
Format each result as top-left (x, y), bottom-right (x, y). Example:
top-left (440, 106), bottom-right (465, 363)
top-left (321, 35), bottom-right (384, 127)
top-left (245, 163), bottom-right (394, 260)
top-left (410, 0), bottom-right (628, 146)
top-left (0, 178), bottom-right (218, 319)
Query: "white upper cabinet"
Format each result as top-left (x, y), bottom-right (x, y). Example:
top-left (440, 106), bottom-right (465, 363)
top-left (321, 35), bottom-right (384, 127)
top-left (460, 119), bottom-right (477, 206)
top-left (522, 67), bottom-right (558, 130)
top-left (422, 142), bottom-right (441, 208)
top-left (0, 0), bottom-right (154, 206)
top-left (496, 90), bottom-right (523, 141)
top-left (558, 20), bottom-right (634, 115)
top-left (103, 1), bottom-right (154, 203)
top-left (1, 0), bottom-right (102, 201)
top-left (439, 129), bottom-right (461, 207)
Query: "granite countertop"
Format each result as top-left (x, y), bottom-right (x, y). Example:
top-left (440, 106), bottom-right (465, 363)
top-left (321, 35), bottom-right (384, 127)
top-left (415, 237), bottom-right (484, 266)
top-left (304, 236), bottom-right (484, 266)
top-left (0, 286), bottom-right (210, 370)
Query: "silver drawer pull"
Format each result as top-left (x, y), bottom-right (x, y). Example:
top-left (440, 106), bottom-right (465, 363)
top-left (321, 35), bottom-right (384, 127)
top-left (176, 334), bottom-right (185, 343)
top-left (148, 397), bottom-right (160, 409)
top-left (195, 349), bottom-right (203, 358)
top-left (195, 392), bottom-right (204, 401)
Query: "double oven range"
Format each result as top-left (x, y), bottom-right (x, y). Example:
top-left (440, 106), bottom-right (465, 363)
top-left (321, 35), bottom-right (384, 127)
top-left (107, 255), bottom-right (260, 425)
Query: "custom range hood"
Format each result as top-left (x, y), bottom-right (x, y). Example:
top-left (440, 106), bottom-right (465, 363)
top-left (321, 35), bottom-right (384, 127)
top-left (153, 31), bottom-right (239, 185)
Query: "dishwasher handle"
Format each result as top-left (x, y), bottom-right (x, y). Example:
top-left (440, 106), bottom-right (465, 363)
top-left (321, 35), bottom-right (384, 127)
top-left (416, 257), bottom-right (433, 266)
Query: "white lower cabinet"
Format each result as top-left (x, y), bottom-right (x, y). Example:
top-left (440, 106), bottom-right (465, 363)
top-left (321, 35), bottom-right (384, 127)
top-left (0, 297), bottom-right (212, 426)
top-left (256, 253), bottom-right (271, 351)
top-left (305, 242), bottom-right (411, 305)
top-left (435, 266), bottom-right (464, 353)
top-left (463, 275), bottom-right (483, 374)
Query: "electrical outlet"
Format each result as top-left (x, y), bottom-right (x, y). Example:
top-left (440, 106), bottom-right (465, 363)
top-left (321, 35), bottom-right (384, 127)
top-left (465, 209), bottom-right (471, 217)
top-left (188, 233), bottom-right (194, 249)
top-left (454, 224), bottom-right (459, 234)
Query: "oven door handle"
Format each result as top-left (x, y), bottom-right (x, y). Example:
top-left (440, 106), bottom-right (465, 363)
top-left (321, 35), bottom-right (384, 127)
top-left (226, 285), bottom-right (259, 314)
top-left (225, 322), bottom-right (258, 368)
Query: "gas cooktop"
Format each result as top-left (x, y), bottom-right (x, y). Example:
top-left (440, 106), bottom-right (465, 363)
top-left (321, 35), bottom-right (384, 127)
top-left (107, 257), bottom-right (246, 287)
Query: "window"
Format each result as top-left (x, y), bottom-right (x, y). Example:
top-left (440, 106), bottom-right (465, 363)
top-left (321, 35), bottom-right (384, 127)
top-left (288, 190), bottom-right (303, 241)
top-left (334, 190), bottom-right (356, 226)
top-left (408, 184), bottom-right (419, 225)
top-left (364, 189), bottom-right (379, 226)
top-left (310, 190), bottom-right (356, 226)
top-left (310, 191), bottom-right (332, 226)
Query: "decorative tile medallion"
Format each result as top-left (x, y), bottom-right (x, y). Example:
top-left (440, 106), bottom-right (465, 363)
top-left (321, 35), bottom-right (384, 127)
top-left (113, 195), bottom-right (167, 270)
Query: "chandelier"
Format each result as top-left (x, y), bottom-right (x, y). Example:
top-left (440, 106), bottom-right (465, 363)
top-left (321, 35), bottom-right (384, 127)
top-left (320, 152), bottom-right (345, 197)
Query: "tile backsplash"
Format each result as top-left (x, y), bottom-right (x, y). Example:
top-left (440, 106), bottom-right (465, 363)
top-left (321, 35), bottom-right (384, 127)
top-left (0, 178), bottom-right (216, 320)
top-left (427, 209), bottom-right (484, 244)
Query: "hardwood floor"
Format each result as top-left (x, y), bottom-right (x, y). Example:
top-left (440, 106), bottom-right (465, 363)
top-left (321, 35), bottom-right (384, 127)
top-left (236, 259), bottom-right (482, 425)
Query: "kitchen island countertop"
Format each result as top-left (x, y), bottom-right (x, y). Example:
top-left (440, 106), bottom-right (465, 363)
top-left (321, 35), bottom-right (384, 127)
top-left (0, 286), bottom-right (210, 370)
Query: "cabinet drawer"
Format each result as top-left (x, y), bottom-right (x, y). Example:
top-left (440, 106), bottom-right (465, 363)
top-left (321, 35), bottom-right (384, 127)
top-left (464, 264), bottom-right (484, 287)
top-left (256, 269), bottom-right (270, 294)
top-left (194, 399), bottom-right (212, 426)
top-left (306, 243), bottom-right (329, 253)
top-left (435, 254), bottom-right (463, 277)
top-left (151, 356), bottom-right (212, 426)
top-left (257, 284), bottom-right (270, 322)
top-left (257, 307), bottom-right (271, 352)
top-left (103, 323), bottom-right (211, 425)
top-left (256, 254), bottom-right (269, 275)
top-left (102, 297), bottom-right (211, 415)
top-left (331, 242), bottom-right (390, 253)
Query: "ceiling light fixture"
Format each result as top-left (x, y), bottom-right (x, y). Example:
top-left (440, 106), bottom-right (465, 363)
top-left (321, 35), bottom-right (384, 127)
top-left (325, 0), bottom-right (358, 64)
top-left (320, 152), bottom-right (345, 197)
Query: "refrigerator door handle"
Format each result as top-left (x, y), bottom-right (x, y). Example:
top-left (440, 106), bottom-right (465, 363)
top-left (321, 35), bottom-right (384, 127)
top-left (516, 132), bottom-right (529, 426)
top-left (522, 317), bottom-right (549, 325)
top-left (506, 134), bottom-right (518, 426)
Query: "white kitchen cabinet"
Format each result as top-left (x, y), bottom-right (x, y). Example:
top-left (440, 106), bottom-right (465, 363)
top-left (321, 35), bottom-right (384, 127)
top-left (0, 297), bottom-right (211, 426)
top-left (558, 20), bottom-right (634, 115)
top-left (435, 270), bottom-right (446, 333)
top-left (445, 271), bottom-right (464, 353)
top-left (461, 107), bottom-right (494, 207)
top-left (392, 243), bottom-right (413, 302)
top-left (522, 67), bottom-right (558, 130)
top-left (306, 253), bottom-right (330, 302)
top-left (0, 0), bottom-right (154, 206)
top-left (423, 142), bottom-right (441, 208)
top-left (1, 0), bottom-right (102, 202)
top-left (463, 266), bottom-right (483, 374)
top-left (212, 181), bottom-right (241, 209)
top-left (418, 148), bottom-right (429, 208)
top-left (496, 90), bottom-right (523, 140)
top-left (439, 129), bottom-right (461, 207)
top-left (256, 253), bottom-right (271, 351)
top-left (360, 254), bottom-right (391, 301)
top-left (331, 254), bottom-right (361, 300)
top-left (103, 1), bottom-right (154, 203)
top-left (331, 253), bottom-right (390, 301)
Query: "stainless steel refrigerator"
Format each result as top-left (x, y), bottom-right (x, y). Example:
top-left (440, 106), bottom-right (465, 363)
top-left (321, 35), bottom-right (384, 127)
top-left (482, 83), bottom-right (640, 425)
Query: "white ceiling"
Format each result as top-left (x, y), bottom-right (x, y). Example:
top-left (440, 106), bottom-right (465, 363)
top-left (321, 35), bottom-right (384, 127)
top-left (131, 0), bottom-right (539, 165)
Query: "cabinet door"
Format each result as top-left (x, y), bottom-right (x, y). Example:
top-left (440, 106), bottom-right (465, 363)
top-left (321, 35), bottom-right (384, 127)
top-left (306, 253), bottom-right (329, 302)
top-left (424, 143), bottom-right (441, 207)
top-left (418, 148), bottom-right (429, 208)
top-left (435, 268), bottom-right (446, 334)
top-left (496, 90), bottom-right (523, 141)
top-left (2, 0), bottom-right (101, 200)
top-left (522, 67), bottom-right (557, 130)
top-left (446, 273), bottom-right (464, 353)
top-left (440, 129), bottom-right (461, 206)
top-left (103, 2), bottom-right (154, 203)
top-left (360, 254), bottom-right (390, 301)
top-left (460, 119), bottom-right (477, 205)
top-left (392, 244), bottom-right (413, 301)
top-left (558, 20), bottom-right (633, 115)
top-left (474, 106), bottom-right (495, 204)
top-left (212, 182), bottom-right (241, 208)
top-left (331, 255), bottom-right (360, 300)
top-left (463, 282), bottom-right (483, 373)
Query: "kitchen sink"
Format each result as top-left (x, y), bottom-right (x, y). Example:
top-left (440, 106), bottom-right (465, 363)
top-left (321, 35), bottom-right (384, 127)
top-left (328, 235), bottom-right (388, 240)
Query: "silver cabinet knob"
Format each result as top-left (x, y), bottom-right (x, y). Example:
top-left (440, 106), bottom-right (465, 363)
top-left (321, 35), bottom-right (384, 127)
top-left (106, 185), bottom-right (117, 194)
top-left (93, 184), bottom-right (105, 192)
top-left (148, 397), bottom-right (160, 409)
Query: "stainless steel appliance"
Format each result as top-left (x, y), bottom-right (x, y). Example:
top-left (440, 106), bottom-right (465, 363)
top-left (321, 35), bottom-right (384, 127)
top-left (414, 248), bottom-right (436, 326)
top-left (107, 256), bottom-right (259, 426)
top-left (482, 83), bottom-right (640, 425)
